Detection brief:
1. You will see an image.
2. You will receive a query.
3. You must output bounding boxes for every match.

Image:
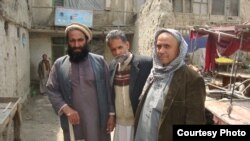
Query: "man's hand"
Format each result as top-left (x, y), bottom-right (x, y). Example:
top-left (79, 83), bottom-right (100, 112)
top-left (62, 105), bottom-right (80, 125)
top-left (106, 115), bottom-right (115, 134)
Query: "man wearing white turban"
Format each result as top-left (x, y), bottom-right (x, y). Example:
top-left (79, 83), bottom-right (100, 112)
top-left (47, 23), bottom-right (115, 141)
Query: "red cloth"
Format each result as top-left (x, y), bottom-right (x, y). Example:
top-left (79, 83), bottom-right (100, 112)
top-left (191, 30), bottom-right (250, 72)
top-left (204, 35), bottom-right (217, 71)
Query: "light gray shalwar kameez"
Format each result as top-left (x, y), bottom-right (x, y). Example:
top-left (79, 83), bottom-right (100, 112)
top-left (135, 77), bottom-right (172, 141)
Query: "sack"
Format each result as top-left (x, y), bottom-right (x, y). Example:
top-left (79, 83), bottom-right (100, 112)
top-left (68, 119), bottom-right (85, 141)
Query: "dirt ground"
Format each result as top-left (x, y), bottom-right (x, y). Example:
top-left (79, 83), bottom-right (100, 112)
top-left (21, 95), bottom-right (64, 141)
top-left (20, 94), bottom-right (114, 141)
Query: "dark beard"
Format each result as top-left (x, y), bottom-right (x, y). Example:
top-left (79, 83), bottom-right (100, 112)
top-left (67, 44), bottom-right (89, 63)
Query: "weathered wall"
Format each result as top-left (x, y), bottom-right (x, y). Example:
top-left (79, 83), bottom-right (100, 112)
top-left (109, 0), bottom-right (134, 26)
top-left (134, 0), bottom-right (146, 12)
top-left (0, 0), bottom-right (30, 99)
top-left (94, 0), bottom-right (135, 27)
top-left (132, 0), bottom-right (173, 55)
top-left (240, 0), bottom-right (250, 21)
top-left (134, 0), bottom-right (250, 56)
top-left (30, 0), bottom-right (53, 26)
top-left (0, 0), bottom-right (31, 27)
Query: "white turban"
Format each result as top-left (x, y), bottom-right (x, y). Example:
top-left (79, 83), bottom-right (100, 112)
top-left (65, 23), bottom-right (92, 43)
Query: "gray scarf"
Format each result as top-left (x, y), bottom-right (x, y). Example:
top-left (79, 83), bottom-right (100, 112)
top-left (141, 28), bottom-right (188, 96)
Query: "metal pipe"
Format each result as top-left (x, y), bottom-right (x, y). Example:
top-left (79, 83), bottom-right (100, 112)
top-left (199, 28), bottom-right (239, 39)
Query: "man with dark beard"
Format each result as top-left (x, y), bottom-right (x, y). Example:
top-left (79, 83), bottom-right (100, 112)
top-left (46, 23), bottom-right (115, 141)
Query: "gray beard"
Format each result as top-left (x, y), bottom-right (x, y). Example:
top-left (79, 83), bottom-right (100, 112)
top-left (114, 53), bottom-right (129, 63)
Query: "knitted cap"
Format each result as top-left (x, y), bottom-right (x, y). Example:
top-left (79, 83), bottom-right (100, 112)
top-left (65, 23), bottom-right (92, 43)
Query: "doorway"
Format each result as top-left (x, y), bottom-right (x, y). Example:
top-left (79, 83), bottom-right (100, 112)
top-left (52, 37), bottom-right (67, 63)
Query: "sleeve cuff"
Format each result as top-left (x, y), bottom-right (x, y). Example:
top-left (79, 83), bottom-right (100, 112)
top-left (58, 104), bottom-right (68, 116)
top-left (109, 112), bottom-right (115, 116)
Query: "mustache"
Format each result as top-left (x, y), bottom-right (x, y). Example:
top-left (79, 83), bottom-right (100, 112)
top-left (114, 53), bottom-right (129, 63)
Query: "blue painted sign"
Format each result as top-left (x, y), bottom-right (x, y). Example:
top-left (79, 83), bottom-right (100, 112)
top-left (55, 7), bottom-right (93, 27)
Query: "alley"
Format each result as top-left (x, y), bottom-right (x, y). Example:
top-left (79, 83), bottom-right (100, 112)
top-left (20, 95), bottom-right (114, 141)
top-left (21, 95), bottom-right (64, 141)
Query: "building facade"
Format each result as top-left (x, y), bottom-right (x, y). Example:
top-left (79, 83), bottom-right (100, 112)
top-left (133, 0), bottom-right (250, 55)
top-left (29, 0), bottom-right (139, 81)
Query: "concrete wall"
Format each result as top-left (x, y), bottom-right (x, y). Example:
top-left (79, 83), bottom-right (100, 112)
top-left (94, 0), bottom-right (135, 27)
top-left (109, 0), bottom-right (134, 26)
top-left (132, 0), bottom-right (173, 55)
top-left (134, 0), bottom-right (146, 12)
top-left (0, 0), bottom-right (31, 99)
top-left (30, 0), bottom-right (53, 26)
